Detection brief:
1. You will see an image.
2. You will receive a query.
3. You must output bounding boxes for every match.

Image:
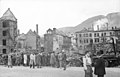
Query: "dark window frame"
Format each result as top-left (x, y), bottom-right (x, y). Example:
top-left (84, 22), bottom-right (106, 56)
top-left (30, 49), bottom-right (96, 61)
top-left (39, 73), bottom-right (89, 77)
top-left (89, 33), bottom-right (92, 37)
top-left (94, 33), bottom-right (96, 37)
top-left (2, 39), bottom-right (6, 46)
top-left (2, 21), bottom-right (9, 28)
top-left (79, 34), bottom-right (81, 37)
top-left (2, 49), bottom-right (7, 54)
top-left (3, 30), bottom-right (7, 36)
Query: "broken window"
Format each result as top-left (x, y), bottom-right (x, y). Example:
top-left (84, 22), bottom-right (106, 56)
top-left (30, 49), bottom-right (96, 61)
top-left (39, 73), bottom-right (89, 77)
top-left (3, 30), bottom-right (7, 36)
top-left (2, 49), bottom-right (6, 54)
top-left (2, 39), bottom-right (6, 46)
top-left (3, 21), bottom-right (9, 28)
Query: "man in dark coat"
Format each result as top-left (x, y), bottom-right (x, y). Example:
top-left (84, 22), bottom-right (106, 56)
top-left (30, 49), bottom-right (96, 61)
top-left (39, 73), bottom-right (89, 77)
top-left (62, 50), bottom-right (67, 70)
top-left (47, 53), bottom-right (50, 66)
top-left (94, 50), bottom-right (106, 77)
top-left (58, 52), bottom-right (63, 68)
top-left (55, 53), bottom-right (59, 68)
top-left (50, 52), bottom-right (56, 67)
top-left (35, 53), bottom-right (42, 68)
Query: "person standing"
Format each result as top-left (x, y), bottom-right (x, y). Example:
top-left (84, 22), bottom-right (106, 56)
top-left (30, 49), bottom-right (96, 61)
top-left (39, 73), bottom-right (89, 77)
top-left (62, 50), bottom-right (67, 70)
top-left (35, 53), bottom-right (42, 68)
top-left (50, 52), bottom-right (56, 67)
top-left (44, 53), bottom-right (47, 66)
top-left (30, 53), bottom-right (35, 68)
top-left (58, 52), bottom-right (63, 68)
top-left (27, 54), bottom-right (30, 66)
top-left (24, 54), bottom-right (27, 66)
top-left (33, 53), bottom-right (36, 68)
top-left (15, 54), bottom-right (20, 66)
top-left (42, 53), bottom-right (45, 66)
top-left (47, 53), bottom-right (50, 66)
top-left (94, 50), bottom-right (106, 77)
top-left (55, 53), bottom-right (59, 68)
top-left (8, 54), bottom-right (12, 68)
top-left (83, 51), bottom-right (93, 77)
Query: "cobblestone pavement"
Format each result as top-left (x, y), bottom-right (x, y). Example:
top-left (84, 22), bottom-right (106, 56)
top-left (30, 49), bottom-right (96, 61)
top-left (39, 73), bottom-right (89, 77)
top-left (0, 66), bottom-right (120, 77)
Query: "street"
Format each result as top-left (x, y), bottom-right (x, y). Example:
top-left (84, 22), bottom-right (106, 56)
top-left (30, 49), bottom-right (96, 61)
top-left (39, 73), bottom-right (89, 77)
top-left (0, 66), bottom-right (120, 77)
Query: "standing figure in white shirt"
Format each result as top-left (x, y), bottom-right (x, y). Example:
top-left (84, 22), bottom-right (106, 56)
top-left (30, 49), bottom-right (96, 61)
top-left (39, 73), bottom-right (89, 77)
top-left (83, 51), bottom-right (93, 77)
top-left (30, 53), bottom-right (36, 68)
top-left (23, 54), bottom-right (27, 66)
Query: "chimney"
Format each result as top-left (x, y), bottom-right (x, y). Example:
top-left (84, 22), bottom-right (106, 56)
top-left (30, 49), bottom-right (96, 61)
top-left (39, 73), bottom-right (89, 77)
top-left (92, 24), bottom-right (94, 31)
top-left (112, 27), bottom-right (114, 30)
top-left (53, 28), bottom-right (56, 31)
top-left (106, 23), bottom-right (108, 30)
top-left (53, 28), bottom-right (56, 33)
top-left (36, 24), bottom-right (38, 34)
top-left (8, 8), bottom-right (10, 10)
top-left (17, 29), bottom-right (20, 35)
top-left (97, 25), bottom-right (99, 30)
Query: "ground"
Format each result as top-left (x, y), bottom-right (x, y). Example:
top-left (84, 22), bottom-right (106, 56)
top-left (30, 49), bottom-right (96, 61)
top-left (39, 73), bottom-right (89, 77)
top-left (0, 66), bottom-right (120, 77)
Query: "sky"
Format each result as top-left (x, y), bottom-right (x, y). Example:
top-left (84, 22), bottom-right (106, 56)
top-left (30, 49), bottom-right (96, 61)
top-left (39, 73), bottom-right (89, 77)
top-left (0, 0), bottom-right (120, 36)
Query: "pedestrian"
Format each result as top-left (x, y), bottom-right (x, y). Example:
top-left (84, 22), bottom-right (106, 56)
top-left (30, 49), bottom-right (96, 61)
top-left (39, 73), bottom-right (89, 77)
top-left (23, 54), bottom-right (27, 66)
top-left (62, 50), bottom-right (67, 70)
top-left (58, 52), bottom-right (63, 68)
top-left (15, 54), bottom-right (20, 66)
top-left (40, 52), bottom-right (43, 66)
top-left (12, 55), bottom-right (16, 66)
top-left (83, 51), bottom-right (93, 77)
top-left (21, 53), bottom-right (24, 65)
top-left (42, 53), bottom-right (45, 66)
top-left (55, 53), bottom-right (59, 68)
top-left (33, 53), bottom-right (36, 68)
top-left (3, 55), bottom-right (8, 66)
top-left (19, 54), bottom-right (23, 66)
top-left (50, 52), bottom-right (56, 67)
top-left (94, 50), bottom-right (106, 77)
top-left (8, 54), bottom-right (12, 68)
top-left (47, 53), bottom-right (50, 66)
top-left (35, 53), bottom-right (42, 68)
top-left (27, 54), bottom-right (30, 66)
top-left (29, 53), bottom-right (36, 68)
top-left (44, 53), bottom-right (47, 66)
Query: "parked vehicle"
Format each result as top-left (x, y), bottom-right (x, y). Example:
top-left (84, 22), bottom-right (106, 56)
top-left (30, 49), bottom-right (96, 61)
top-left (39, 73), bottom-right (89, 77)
top-left (92, 52), bottom-right (120, 67)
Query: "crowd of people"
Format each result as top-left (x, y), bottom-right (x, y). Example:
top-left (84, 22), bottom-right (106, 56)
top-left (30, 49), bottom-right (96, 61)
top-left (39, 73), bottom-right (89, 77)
top-left (0, 49), bottom-right (107, 77)
top-left (0, 50), bottom-right (67, 70)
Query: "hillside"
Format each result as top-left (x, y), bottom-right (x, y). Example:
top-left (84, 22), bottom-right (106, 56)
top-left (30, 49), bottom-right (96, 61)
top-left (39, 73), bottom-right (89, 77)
top-left (58, 12), bottom-right (120, 33)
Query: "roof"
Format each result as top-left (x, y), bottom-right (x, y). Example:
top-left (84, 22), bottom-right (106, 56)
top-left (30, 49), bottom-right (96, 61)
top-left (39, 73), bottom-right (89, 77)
top-left (75, 28), bottom-right (120, 33)
top-left (26, 29), bottom-right (36, 36)
top-left (16, 33), bottom-right (26, 40)
top-left (26, 29), bottom-right (40, 38)
top-left (1, 8), bottom-right (17, 21)
top-left (46, 28), bottom-right (71, 37)
top-left (34, 31), bottom-right (40, 38)
top-left (55, 29), bottom-right (70, 37)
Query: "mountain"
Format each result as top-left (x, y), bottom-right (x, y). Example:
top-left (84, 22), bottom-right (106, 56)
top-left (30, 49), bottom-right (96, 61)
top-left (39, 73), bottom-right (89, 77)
top-left (58, 27), bottom-right (74, 33)
top-left (106, 12), bottom-right (120, 28)
top-left (58, 12), bottom-right (120, 33)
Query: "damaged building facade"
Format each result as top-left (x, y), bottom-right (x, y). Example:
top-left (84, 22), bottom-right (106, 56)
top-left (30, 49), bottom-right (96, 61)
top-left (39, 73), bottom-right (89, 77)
top-left (0, 8), bottom-right (18, 54)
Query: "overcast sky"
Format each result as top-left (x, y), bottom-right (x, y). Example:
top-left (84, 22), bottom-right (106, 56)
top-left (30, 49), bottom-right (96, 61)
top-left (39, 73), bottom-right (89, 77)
top-left (0, 0), bottom-right (120, 36)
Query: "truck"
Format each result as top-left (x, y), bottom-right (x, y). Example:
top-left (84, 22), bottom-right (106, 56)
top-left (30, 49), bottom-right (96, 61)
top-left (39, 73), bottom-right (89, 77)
top-left (92, 53), bottom-right (120, 67)
top-left (92, 38), bottom-right (120, 67)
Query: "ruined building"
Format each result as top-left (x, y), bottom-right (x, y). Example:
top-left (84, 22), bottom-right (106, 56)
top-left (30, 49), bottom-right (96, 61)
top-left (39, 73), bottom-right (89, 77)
top-left (0, 8), bottom-right (17, 54)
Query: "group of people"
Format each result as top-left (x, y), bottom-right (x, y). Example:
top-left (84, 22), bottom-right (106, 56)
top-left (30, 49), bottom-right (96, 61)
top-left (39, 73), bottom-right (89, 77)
top-left (6, 50), bottom-right (67, 70)
top-left (2, 49), bottom-right (106, 76)
top-left (50, 50), bottom-right (67, 70)
top-left (83, 50), bottom-right (106, 77)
